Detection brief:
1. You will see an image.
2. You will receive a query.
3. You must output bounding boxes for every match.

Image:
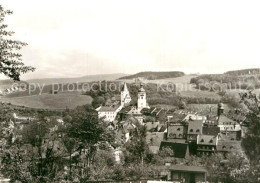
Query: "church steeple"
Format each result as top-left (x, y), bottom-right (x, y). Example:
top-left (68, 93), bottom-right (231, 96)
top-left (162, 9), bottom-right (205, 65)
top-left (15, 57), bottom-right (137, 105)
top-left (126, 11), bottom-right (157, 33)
top-left (121, 82), bottom-right (131, 106)
top-left (122, 82), bottom-right (129, 92)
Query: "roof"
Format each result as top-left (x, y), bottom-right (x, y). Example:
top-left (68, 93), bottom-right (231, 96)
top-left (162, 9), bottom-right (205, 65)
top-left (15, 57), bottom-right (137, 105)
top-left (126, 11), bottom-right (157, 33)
top-left (127, 107), bottom-right (141, 115)
top-left (159, 124), bottom-right (167, 132)
top-left (160, 141), bottom-right (189, 158)
top-left (188, 120), bottom-right (203, 134)
top-left (218, 124), bottom-right (241, 131)
top-left (138, 84), bottom-right (145, 92)
top-left (216, 140), bottom-right (241, 152)
top-left (197, 135), bottom-right (217, 145)
top-left (168, 113), bottom-right (186, 123)
top-left (169, 165), bottom-right (207, 173)
top-left (121, 82), bottom-right (129, 92)
top-left (98, 106), bottom-right (119, 112)
top-left (119, 106), bottom-right (133, 114)
top-left (218, 102), bottom-right (224, 109)
top-left (202, 125), bottom-right (220, 136)
top-left (218, 115), bottom-right (236, 125)
top-left (145, 122), bottom-right (160, 132)
top-left (146, 132), bottom-right (165, 146)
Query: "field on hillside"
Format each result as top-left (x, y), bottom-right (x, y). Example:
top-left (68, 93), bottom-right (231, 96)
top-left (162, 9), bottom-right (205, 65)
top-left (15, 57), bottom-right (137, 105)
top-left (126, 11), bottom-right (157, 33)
top-left (187, 103), bottom-right (231, 115)
top-left (0, 93), bottom-right (92, 109)
top-left (178, 90), bottom-right (221, 99)
top-left (225, 88), bottom-right (260, 97)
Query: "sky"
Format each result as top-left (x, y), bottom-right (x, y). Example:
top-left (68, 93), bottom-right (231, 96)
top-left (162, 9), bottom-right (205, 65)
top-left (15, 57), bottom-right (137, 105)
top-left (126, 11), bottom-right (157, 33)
top-left (1, 0), bottom-right (260, 80)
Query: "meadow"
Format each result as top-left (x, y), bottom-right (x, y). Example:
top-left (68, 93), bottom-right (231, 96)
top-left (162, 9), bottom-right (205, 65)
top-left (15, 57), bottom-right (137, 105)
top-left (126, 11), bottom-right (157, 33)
top-left (0, 92), bottom-right (92, 109)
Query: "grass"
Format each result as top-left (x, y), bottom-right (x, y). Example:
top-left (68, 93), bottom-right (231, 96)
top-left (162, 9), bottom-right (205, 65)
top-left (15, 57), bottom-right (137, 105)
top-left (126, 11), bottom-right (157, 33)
top-left (0, 92), bottom-right (92, 109)
top-left (178, 90), bottom-right (221, 99)
top-left (187, 104), bottom-right (231, 115)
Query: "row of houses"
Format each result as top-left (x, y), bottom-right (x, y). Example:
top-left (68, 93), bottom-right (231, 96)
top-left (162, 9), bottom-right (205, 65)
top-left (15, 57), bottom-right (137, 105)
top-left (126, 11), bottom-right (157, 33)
top-left (94, 82), bottom-right (245, 161)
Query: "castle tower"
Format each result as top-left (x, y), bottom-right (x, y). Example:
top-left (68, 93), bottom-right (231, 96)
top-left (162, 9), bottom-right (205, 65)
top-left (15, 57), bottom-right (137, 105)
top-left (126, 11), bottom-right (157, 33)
top-left (121, 82), bottom-right (131, 106)
top-left (137, 83), bottom-right (148, 110)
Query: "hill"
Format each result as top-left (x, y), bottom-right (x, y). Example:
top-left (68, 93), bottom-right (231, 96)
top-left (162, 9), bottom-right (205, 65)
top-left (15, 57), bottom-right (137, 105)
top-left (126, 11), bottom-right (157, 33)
top-left (190, 69), bottom-right (260, 91)
top-left (225, 68), bottom-right (260, 76)
top-left (118, 71), bottom-right (185, 80)
top-left (0, 92), bottom-right (92, 109)
top-left (26, 73), bottom-right (128, 85)
top-left (0, 80), bottom-right (28, 91)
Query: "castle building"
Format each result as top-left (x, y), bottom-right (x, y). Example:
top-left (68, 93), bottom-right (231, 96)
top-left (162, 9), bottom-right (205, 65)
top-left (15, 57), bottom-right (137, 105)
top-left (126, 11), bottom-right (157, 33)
top-left (137, 83), bottom-right (149, 110)
top-left (121, 82), bottom-right (131, 106)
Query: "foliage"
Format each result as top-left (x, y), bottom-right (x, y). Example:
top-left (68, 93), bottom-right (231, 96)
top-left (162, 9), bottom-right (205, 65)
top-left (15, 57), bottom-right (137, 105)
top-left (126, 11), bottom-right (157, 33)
top-left (0, 5), bottom-right (35, 80)
top-left (118, 71), bottom-right (185, 80)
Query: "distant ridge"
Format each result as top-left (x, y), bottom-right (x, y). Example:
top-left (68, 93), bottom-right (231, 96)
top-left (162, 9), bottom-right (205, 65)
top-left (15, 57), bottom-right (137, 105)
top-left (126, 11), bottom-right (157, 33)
top-left (118, 71), bottom-right (185, 80)
top-left (0, 80), bottom-right (28, 91)
top-left (225, 68), bottom-right (260, 75)
top-left (26, 73), bottom-right (128, 85)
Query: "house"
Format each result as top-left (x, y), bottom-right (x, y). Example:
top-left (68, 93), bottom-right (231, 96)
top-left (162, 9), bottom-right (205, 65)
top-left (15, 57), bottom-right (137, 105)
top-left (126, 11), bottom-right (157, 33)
top-left (217, 115), bottom-right (242, 140)
top-left (187, 120), bottom-right (203, 141)
top-left (216, 140), bottom-right (242, 156)
top-left (167, 165), bottom-right (207, 183)
top-left (167, 122), bottom-right (187, 140)
top-left (202, 124), bottom-right (220, 136)
top-left (96, 105), bottom-right (122, 122)
top-left (197, 134), bottom-right (218, 156)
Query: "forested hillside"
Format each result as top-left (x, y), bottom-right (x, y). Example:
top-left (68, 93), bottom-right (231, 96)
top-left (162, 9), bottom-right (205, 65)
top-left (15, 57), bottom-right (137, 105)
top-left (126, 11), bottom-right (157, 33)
top-left (118, 71), bottom-right (185, 80)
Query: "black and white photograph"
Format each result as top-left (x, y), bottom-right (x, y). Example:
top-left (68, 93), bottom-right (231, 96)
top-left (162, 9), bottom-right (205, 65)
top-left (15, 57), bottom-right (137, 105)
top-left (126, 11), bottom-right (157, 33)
top-left (0, 1), bottom-right (260, 183)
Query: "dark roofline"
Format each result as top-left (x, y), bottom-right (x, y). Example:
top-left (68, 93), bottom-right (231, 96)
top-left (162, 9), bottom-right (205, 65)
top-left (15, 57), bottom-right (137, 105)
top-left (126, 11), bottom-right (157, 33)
top-left (169, 165), bottom-right (207, 173)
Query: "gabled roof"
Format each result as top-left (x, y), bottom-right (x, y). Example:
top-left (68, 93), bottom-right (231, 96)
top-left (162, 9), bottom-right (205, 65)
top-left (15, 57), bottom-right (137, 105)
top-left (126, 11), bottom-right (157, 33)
top-left (216, 140), bottom-right (241, 152)
top-left (202, 125), bottom-right (220, 136)
top-left (197, 134), bottom-right (217, 145)
top-left (188, 120), bottom-right (203, 134)
top-left (218, 115), bottom-right (236, 125)
top-left (127, 107), bottom-right (141, 115)
top-left (98, 106), bottom-right (120, 112)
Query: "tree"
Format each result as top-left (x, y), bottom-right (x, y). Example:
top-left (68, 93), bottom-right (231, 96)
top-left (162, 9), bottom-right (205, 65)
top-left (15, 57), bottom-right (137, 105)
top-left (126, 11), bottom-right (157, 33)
top-left (62, 137), bottom-right (76, 179)
top-left (125, 124), bottom-right (148, 165)
top-left (66, 105), bottom-right (114, 169)
top-left (0, 5), bottom-right (35, 80)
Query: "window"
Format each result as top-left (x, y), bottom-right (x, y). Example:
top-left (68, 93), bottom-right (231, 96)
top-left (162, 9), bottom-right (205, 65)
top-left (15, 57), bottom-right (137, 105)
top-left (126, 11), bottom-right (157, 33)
top-left (200, 139), bottom-right (204, 142)
top-left (223, 146), bottom-right (226, 149)
top-left (196, 129), bottom-right (200, 133)
top-left (209, 139), bottom-right (213, 143)
top-left (177, 128), bottom-right (181, 131)
top-left (190, 129), bottom-right (193, 132)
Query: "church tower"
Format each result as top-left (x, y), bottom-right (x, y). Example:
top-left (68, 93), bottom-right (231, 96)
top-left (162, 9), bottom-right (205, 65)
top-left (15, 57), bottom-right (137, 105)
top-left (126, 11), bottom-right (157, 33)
top-left (121, 82), bottom-right (131, 106)
top-left (137, 83), bottom-right (148, 110)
